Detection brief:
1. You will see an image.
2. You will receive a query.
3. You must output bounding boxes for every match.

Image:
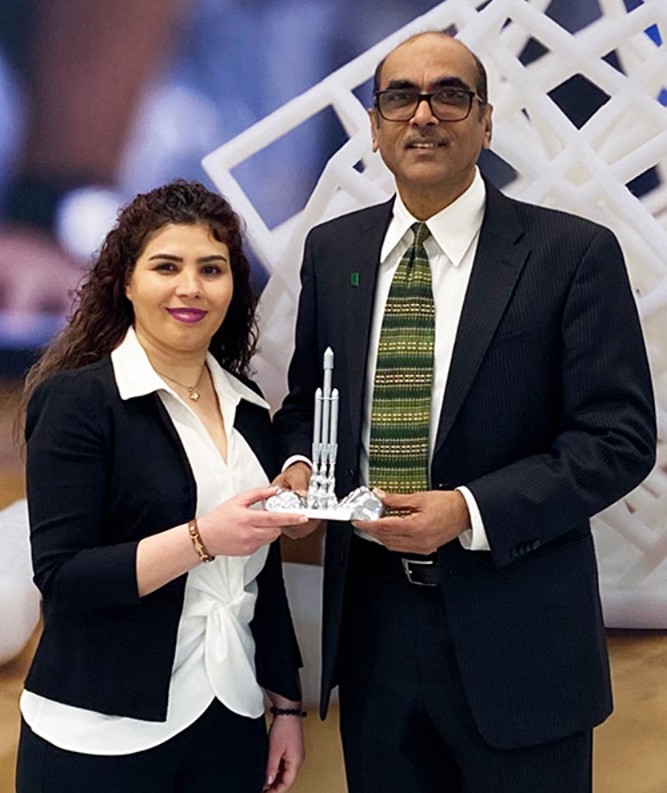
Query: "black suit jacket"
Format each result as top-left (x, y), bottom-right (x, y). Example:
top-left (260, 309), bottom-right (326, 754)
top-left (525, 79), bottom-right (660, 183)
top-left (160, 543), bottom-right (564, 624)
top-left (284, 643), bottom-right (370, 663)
top-left (25, 356), bottom-right (301, 721)
top-left (274, 182), bottom-right (656, 749)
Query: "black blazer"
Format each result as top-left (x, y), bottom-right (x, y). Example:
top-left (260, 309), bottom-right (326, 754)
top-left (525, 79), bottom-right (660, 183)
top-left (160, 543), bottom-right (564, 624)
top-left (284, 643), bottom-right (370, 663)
top-left (274, 182), bottom-right (656, 748)
top-left (25, 356), bottom-right (301, 721)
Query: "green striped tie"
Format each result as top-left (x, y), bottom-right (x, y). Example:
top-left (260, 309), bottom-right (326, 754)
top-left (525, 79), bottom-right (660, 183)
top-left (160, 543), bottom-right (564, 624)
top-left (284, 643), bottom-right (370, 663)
top-left (369, 222), bottom-right (434, 494)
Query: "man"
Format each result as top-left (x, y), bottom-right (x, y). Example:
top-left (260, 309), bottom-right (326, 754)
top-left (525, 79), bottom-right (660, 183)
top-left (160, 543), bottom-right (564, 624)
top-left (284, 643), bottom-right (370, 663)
top-left (274, 31), bottom-right (656, 793)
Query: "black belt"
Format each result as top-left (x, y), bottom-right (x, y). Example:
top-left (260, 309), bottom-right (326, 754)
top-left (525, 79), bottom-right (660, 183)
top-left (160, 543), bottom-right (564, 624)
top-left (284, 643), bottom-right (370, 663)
top-left (400, 556), bottom-right (442, 586)
top-left (351, 534), bottom-right (441, 587)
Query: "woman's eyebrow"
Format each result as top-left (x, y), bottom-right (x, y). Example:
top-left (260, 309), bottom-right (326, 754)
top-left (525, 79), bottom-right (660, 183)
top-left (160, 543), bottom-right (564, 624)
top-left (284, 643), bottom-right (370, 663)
top-left (147, 253), bottom-right (229, 262)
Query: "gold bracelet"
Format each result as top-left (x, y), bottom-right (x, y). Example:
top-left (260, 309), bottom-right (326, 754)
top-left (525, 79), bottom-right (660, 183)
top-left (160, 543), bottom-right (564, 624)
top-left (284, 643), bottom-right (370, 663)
top-left (187, 518), bottom-right (215, 563)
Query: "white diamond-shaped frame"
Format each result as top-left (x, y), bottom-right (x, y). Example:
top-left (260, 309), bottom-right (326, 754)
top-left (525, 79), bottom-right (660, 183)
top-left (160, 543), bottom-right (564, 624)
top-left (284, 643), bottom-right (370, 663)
top-left (203, 0), bottom-right (667, 627)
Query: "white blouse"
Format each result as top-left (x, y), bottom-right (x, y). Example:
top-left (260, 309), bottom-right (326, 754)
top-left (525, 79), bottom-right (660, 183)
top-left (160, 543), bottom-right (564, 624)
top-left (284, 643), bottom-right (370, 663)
top-left (21, 328), bottom-right (273, 754)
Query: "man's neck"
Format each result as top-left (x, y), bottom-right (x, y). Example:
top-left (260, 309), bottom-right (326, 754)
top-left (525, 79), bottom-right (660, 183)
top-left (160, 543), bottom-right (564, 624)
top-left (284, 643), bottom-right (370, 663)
top-left (397, 173), bottom-right (477, 220)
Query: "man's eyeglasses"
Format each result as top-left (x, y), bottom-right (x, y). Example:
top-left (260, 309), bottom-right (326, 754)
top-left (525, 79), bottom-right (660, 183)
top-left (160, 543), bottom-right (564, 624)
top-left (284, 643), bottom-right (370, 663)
top-left (374, 88), bottom-right (484, 122)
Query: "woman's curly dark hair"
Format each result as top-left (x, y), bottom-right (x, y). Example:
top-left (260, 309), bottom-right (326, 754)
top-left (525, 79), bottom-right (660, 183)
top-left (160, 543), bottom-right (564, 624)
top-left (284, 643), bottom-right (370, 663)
top-left (23, 180), bottom-right (258, 404)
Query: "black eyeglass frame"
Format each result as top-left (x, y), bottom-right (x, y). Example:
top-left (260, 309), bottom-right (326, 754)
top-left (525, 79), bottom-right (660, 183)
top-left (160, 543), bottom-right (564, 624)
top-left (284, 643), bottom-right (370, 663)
top-left (373, 89), bottom-right (485, 122)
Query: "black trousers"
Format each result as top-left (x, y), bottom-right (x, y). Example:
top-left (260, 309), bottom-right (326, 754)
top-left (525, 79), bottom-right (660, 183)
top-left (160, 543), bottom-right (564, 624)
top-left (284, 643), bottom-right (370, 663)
top-left (16, 698), bottom-right (268, 793)
top-left (337, 536), bottom-right (592, 793)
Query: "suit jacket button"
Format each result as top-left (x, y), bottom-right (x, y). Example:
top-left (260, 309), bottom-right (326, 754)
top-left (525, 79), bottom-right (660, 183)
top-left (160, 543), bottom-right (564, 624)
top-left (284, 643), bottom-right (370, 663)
top-left (531, 540), bottom-right (542, 551)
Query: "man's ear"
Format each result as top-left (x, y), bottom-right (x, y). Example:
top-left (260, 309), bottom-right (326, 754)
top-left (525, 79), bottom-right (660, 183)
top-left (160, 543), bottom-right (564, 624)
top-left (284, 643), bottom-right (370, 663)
top-left (368, 108), bottom-right (380, 152)
top-left (483, 105), bottom-right (493, 149)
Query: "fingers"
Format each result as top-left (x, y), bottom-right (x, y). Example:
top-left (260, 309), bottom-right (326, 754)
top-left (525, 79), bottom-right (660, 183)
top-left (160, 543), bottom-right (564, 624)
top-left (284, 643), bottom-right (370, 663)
top-left (264, 759), bottom-right (298, 792)
top-left (272, 462), bottom-right (311, 494)
top-left (273, 469), bottom-right (306, 491)
top-left (282, 518), bottom-right (323, 540)
top-left (264, 742), bottom-right (303, 791)
top-left (229, 511), bottom-right (307, 533)
top-left (271, 763), bottom-right (299, 792)
top-left (379, 490), bottom-right (421, 511)
top-left (352, 490), bottom-right (426, 552)
top-left (218, 487), bottom-right (310, 529)
top-left (354, 489), bottom-right (468, 554)
top-left (263, 742), bottom-right (288, 791)
top-left (264, 753), bottom-right (281, 791)
top-left (198, 497), bottom-right (307, 557)
top-left (227, 486), bottom-right (309, 527)
top-left (354, 512), bottom-right (416, 533)
top-left (265, 513), bottom-right (309, 529)
top-left (234, 485), bottom-right (283, 508)
top-left (272, 471), bottom-right (291, 490)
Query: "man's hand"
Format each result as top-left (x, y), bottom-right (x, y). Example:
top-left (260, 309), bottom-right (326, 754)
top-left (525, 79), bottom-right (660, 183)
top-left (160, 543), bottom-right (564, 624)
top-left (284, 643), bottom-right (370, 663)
top-left (273, 461), bottom-right (311, 494)
top-left (272, 462), bottom-right (322, 539)
top-left (354, 489), bottom-right (471, 555)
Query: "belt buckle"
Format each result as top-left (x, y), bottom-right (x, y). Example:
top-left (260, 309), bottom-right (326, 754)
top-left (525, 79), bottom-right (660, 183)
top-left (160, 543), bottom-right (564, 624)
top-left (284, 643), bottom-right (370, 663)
top-left (401, 557), bottom-right (438, 587)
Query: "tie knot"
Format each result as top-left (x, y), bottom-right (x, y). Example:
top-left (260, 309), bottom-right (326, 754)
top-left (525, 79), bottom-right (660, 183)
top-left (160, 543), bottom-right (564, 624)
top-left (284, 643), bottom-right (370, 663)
top-left (411, 222), bottom-right (431, 248)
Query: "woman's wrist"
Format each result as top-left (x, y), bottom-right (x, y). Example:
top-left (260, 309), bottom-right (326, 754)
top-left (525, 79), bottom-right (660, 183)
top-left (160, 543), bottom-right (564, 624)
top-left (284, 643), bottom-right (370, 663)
top-left (266, 691), bottom-right (305, 717)
top-left (187, 517), bottom-right (215, 563)
top-left (269, 705), bottom-right (307, 718)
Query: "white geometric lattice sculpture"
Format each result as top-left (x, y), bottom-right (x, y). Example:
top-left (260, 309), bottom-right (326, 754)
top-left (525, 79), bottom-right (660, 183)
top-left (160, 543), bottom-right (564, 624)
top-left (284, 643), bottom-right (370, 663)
top-left (203, 0), bottom-right (667, 628)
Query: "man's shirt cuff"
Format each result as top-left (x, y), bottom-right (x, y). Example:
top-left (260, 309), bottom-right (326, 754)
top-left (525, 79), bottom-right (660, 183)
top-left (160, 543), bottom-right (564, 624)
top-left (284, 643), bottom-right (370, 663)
top-left (282, 455), bottom-right (312, 472)
top-left (456, 486), bottom-right (490, 551)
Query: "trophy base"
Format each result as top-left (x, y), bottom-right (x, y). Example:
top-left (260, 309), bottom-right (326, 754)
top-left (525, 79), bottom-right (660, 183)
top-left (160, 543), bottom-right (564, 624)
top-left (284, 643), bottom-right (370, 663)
top-left (265, 486), bottom-right (383, 522)
top-left (280, 506), bottom-right (354, 522)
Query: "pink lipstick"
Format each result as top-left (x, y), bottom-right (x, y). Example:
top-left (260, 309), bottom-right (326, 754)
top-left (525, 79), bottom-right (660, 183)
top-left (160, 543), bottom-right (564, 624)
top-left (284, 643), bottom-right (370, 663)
top-left (166, 307), bottom-right (207, 324)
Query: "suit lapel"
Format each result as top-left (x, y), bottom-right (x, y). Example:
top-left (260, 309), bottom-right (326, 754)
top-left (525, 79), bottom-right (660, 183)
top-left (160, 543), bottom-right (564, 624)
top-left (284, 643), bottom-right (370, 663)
top-left (342, 200), bottom-right (394, 444)
top-left (434, 185), bottom-right (529, 454)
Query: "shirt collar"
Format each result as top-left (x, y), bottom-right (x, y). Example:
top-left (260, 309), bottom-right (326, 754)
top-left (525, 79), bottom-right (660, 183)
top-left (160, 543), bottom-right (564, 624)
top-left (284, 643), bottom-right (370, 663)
top-left (381, 167), bottom-right (486, 267)
top-left (111, 326), bottom-right (269, 410)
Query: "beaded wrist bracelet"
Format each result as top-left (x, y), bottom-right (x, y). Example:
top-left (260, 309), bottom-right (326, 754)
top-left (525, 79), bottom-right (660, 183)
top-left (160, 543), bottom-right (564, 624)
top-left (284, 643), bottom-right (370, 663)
top-left (269, 706), bottom-right (307, 718)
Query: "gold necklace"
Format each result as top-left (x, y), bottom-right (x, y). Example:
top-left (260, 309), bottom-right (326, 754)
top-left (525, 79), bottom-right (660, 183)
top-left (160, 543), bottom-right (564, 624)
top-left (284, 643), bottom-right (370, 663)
top-left (155, 366), bottom-right (207, 402)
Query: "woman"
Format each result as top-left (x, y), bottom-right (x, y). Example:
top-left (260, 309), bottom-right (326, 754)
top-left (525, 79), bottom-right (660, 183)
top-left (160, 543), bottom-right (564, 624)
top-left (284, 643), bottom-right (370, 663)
top-left (16, 180), bottom-right (307, 793)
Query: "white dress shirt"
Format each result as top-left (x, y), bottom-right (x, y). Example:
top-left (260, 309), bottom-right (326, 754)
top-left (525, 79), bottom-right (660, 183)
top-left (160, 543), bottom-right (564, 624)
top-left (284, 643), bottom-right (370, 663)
top-left (358, 167), bottom-right (490, 551)
top-left (21, 327), bottom-right (273, 754)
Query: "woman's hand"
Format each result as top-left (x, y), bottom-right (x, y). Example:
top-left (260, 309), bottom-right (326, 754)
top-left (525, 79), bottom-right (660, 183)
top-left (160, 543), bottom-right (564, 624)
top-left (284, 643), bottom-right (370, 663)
top-left (263, 696), bottom-right (306, 792)
top-left (197, 487), bottom-right (307, 557)
top-left (136, 487), bottom-right (306, 596)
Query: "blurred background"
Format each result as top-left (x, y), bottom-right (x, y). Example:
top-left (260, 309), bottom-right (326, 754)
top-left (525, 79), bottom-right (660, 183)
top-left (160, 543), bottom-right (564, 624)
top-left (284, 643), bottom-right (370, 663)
top-left (0, 0), bottom-right (447, 373)
top-left (1, 1), bottom-right (666, 792)
top-left (1, 0), bottom-right (653, 372)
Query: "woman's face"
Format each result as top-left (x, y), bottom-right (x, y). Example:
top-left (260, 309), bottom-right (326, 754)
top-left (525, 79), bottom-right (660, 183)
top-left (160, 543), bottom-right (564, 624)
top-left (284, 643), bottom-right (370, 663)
top-left (125, 222), bottom-right (233, 358)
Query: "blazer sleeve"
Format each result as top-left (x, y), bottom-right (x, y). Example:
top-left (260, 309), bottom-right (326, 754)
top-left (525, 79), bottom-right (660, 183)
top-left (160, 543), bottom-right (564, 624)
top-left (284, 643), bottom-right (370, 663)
top-left (251, 540), bottom-right (303, 701)
top-left (25, 372), bottom-right (140, 613)
top-left (467, 224), bottom-right (656, 567)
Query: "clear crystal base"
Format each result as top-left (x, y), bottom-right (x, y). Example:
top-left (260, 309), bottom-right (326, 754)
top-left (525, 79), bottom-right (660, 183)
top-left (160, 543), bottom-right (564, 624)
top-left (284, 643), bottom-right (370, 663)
top-left (265, 485), bottom-right (383, 522)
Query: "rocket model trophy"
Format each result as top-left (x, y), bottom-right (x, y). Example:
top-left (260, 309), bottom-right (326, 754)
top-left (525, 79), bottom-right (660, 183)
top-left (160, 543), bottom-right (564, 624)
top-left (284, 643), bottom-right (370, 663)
top-left (307, 347), bottom-right (339, 511)
top-left (266, 347), bottom-right (383, 521)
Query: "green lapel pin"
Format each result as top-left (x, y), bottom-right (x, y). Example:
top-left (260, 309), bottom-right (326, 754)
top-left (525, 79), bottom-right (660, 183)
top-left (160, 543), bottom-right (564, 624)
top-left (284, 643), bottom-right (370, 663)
top-left (350, 271), bottom-right (360, 287)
